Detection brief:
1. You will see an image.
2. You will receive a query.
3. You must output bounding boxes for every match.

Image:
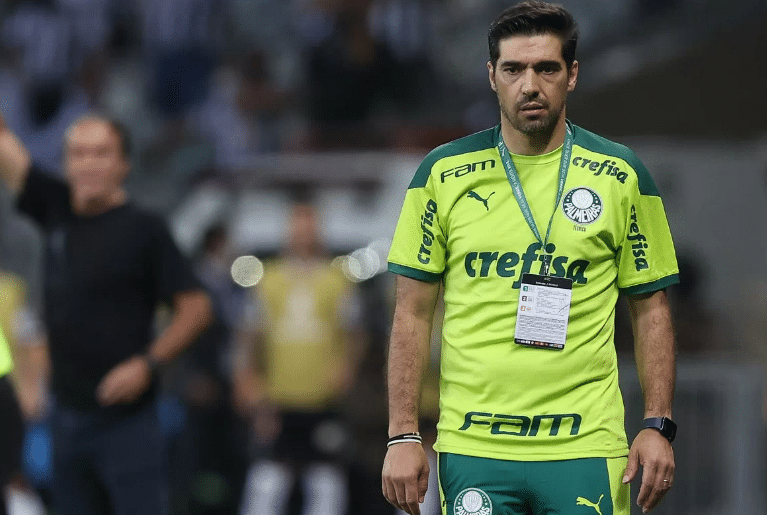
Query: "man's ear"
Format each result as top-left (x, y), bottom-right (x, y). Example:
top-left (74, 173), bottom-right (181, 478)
top-left (567, 60), bottom-right (579, 92)
top-left (487, 61), bottom-right (497, 92)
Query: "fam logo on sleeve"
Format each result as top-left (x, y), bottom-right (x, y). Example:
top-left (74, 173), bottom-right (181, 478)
top-left (454, 488), bottom-right (492, 515)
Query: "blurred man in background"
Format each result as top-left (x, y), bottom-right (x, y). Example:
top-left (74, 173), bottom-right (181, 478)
top-left (171, 224), bottom-right (249, 515)
top-left (234, 197), bottom-right (364, 515)
top-left (0, 321), bottom-right (25, 515)
top-left (0, 267), bottom-right (48, 515)
top-left (0, 113), bottom-right (212, 515)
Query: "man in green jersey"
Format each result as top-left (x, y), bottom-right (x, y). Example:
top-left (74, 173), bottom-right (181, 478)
top-left (382, 3), bottom-right (678, 515)
top-left (0, 326), bottom-right (24, 515)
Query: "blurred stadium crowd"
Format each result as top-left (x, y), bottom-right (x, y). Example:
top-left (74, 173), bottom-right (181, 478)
top-left (0, 0), bottom-right (455, 513)
top-left (0, 0), bottom-right (765, 514)
top-left (0, 0), bottom-right (447, 171)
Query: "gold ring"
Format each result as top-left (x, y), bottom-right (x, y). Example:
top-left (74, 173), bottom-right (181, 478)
top-left (663, 479), bottom-right (670, 482)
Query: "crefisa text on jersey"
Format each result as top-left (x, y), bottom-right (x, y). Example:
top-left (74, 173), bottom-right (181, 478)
top-left (572, 156), bottom-right (628, 184)
top-left (417, 199), bottom-right (438, 264)
top-left (464, 242), bottom-right (590, 288)
top-left (627, 205), bottom-right (649, 271)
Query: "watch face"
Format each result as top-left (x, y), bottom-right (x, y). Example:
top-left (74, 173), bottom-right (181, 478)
top-left (662, 418), bottom-right (677, 441)
top-left (645, 417), bottom-right (676, 442)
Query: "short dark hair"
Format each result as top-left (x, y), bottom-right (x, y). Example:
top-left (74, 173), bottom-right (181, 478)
top-left (488, 1), bottom-right (578, 70)
top-left (66, 113), bottom-right (133, 160)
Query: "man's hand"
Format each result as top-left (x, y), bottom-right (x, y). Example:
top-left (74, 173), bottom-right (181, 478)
top-left (96, 355), bottom-right (152, 406)
top-left (0, 115), bottom-right (31, 194)
top-left (232, 370), bottom-right (268, 415)
top-left (382, 443), bottom-right (430, 515)
top-left (622, 428), bottom-right (675, 513)
top-left (17, 384), bottom-right (47, 420)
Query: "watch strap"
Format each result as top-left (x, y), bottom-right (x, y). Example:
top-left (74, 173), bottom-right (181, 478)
top-left (643, 416), bottom-right (677, 442)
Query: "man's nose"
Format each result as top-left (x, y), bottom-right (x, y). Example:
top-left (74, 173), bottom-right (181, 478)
top-left (521, 68), bottom-right (539, 97)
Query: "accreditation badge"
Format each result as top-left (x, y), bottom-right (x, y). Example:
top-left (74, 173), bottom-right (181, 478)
top-left (514, 274), bottom-right (572, 350)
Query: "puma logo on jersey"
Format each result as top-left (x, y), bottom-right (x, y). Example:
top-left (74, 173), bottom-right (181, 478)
top-left (576, 494), bottom-right (604, 514)
top-left (467, 190), bottom-right (495, 210)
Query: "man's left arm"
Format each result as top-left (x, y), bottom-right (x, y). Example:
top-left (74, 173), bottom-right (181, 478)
top-left (622, 289), bottom-right (676, 513)
top-left (97, 289), bottom-right (213, 406)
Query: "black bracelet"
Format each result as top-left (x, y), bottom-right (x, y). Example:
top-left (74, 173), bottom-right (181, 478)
top-left (387, 432), bottom-right (422, 447)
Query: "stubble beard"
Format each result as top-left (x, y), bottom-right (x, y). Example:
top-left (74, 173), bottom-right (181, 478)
top-left (499, 95), bottom-right (564, 138)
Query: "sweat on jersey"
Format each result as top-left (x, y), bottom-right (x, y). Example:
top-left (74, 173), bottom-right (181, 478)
top-left (388, 122), bottom-right (679, 461)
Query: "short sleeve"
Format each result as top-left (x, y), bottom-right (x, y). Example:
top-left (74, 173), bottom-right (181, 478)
top-left (16, 165), bottom-right (71, 228)
top-left (146, 216), bottom-right (202, 303)
top-left (388, 159), bottom-right (446, 282)
top-left (11, 304), bottom-right (44, 346)
top-left (617, 160), bottom-right (679, 295)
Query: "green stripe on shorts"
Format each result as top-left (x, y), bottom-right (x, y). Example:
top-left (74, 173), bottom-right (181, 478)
top-left (438, 453), bottom-right (629, 515)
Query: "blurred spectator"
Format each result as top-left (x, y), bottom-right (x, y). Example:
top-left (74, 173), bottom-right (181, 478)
top-left (189, 53), bottom-right (290, 168)
top-left (0, 320), bottom-right (25, 515)
top-left (0, 0), bottom-right (93, 172)
top-left (139, 0), bottom-right (223, 118)
top-left (1, 0), bottom-right (73, 86)
top-left (0, 267), bottom-right (48, 515)
top-left (667, 254), bottom-right (727, 354)
top-left (134, 118), bottom-right (215, 214)
top-left (55, 0), bottom-right (112, 59)
top-left (616, 252), bottom-right (740, 356)
top-left (195, 224), bottom-right (245, 332)
top-left (0, 113), bottom-right (213, 515)
top-left (234, 196), bottom-right (365, 515)
top-left (0, 270), bottom-right (48, 421)
top-left (170, 223), bottom-right (249, 515)
top-left (304, 1), bottom-right (401, 149)
top-left (0, 77), bottom-right (91, 174)
top-left (368, 0), bottom-right (435, 112)
top-left (0, 189), bottom-right (43, 305)
top-left (0, 191), bottom-right (48, 514)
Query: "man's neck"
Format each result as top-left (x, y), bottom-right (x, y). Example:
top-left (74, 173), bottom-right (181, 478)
top-left (72, 190), bottom-right (128, 217)
top-left (500, 114), bottom-right (567, 156)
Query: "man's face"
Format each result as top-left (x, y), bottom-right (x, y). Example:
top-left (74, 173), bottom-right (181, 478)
top-left (488, 34), bottom-right (578, 137)
top-left (289, 204), bottom-right (319, 256)
top-left (64, 119), bottom-right (128, 206)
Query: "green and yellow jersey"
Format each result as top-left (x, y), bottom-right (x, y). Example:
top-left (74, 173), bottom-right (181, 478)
top-left (0, 326), bottom-right (11, 378)
top-left (388, 122), bottom-right (678, 461)
top-left (0, 272), bottom-right (26, 377)
top-left (253, 258), bottom-right (357, 411)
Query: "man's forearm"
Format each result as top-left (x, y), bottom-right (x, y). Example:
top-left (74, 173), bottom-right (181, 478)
top-left (387, 312), bottom-right (432, 435)
top-left (629, 290), bottom-right (676, 418)
top-left (148, 290), bottom-right (212, 365)
top-left (387, 276), bottom-right (440, 436)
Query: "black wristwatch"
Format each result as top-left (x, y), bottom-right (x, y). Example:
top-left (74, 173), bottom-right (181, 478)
top-left (643, 417), bottom-right (677, 443)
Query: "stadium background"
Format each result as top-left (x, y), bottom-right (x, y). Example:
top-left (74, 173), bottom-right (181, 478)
top-left (0, 0), bottom-right (765, 514)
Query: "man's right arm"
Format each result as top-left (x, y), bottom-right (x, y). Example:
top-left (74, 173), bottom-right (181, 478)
top-left (0, 117), bottom-right (31, 196)
top-left (382, 274), bottom-right (440, 515)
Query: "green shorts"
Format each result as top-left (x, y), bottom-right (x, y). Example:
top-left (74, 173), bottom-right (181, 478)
top-left (438, 453), bottom-right (629, 515)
